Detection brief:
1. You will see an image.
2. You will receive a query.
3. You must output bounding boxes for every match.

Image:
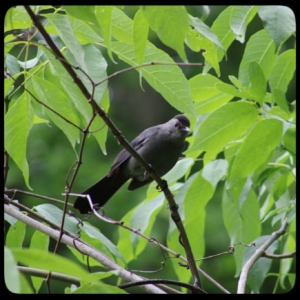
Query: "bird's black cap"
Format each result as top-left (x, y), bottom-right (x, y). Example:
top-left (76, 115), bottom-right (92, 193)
top-left (174, 115), bottom-right (190, 128)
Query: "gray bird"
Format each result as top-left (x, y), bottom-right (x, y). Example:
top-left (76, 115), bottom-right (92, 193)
top-left (73, 114), bottom-right (190, 214)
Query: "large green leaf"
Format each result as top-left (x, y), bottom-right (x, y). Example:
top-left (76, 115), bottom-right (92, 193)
top-left (184, 171), bottom-right (213, 266)
top-left (111, 41), bottom-right (196, 117)
top-left (5, 6), bottom-right (32, 31)
top-left (31, 76), bottom-right (80, 148)
top-left (41, 46), bottom-right (108, 154)
top-left (229, 118), bottom-right (283, 183)
top-left (30, 231), bottom-right (50, 293)
top-left (188, 16), bottom-right (225, 76)
top-left (141, 6), bottom-right (189, 62)
top-left (5, 247), bottom-right (21, 293)
top-left (269, 49), bottom-right (296, 94)
top-left (222, 185), bottom-right (261, 276)
top-left (133, 9), bottom-right (149, 65)
top-left (230, 6), bottom-right (258, 43)
top-left (258, 6), bottom-right (296, 51)
top-left (12, 248), bottom-right (89, 279)
top-left (239, 30), bottom-right (276, 86)
top-left (6, 220), bottom-right (26, 248)
top-left (95, 6), bottom-right (115, 62)
top-left (189, 73), bottom-right (233, 114)
top-left (4, 93), bottom-right (34, 189)
top-left (188, 102), bottom-right (258, 157)
top-left (130, 194), bottom-right (165, 256)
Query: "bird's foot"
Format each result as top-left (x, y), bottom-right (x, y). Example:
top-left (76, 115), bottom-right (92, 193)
top-left (156, 179), bottom-right (168, 191)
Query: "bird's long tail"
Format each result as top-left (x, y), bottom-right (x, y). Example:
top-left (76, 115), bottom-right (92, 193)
top-left (73, 173), bottom-right (128, 214)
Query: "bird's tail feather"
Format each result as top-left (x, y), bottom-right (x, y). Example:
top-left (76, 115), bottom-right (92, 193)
top-left (73, 173), bottom-right (127, 214)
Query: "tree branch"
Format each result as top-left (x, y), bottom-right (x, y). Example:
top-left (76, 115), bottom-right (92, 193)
top-left (4, 204), bottom-right (166, 294)
top-left (262, 250), bottom-right (296, 259)
top-left (237, 219), bottom-right (288, 293)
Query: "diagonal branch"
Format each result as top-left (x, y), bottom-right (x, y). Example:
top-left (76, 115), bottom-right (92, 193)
top-left (24, 5), bottom-right (202, 290)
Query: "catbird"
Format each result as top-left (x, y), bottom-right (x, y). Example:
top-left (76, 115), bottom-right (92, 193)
top-left (73, 114), bottom-right (190, 214)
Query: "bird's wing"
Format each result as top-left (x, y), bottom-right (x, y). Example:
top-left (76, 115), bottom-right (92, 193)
top-left (108, 127), bottom-right (155, 176)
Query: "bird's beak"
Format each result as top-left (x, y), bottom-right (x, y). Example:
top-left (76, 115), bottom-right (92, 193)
top-left (181, 126), bottom-right (190, 133)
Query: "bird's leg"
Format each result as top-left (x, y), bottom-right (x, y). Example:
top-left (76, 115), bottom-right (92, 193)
top-left (156, 179), bottom-right (168, 191)
top-left (144, 163), bottom-right (155, 179)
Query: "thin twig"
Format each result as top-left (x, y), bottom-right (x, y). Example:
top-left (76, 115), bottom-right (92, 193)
top-left (118, 279), bottom-right (206, 294)
top-left (17, 266), bottom-right (80, 285)
top-left (237, 219), bottom-right (288, 293)
top-left (5, 188), bottom-right (70, 207)
top-left (262, 250), bottom-right (296, 259)
top-left (4, 150), bottom-right (9, 187)
top-left (95, 62), bottom-right (204, 87)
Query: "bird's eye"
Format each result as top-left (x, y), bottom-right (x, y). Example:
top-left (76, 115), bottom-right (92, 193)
top-left (175, 122), bottom-right (178, 127)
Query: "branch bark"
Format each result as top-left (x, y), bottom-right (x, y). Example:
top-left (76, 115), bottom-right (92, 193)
top-left (5, 204), bottom-right (166, 294)
top-left (237, 219), bottom-right (288, 293)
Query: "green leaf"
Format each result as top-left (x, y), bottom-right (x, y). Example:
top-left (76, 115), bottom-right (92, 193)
top-left (163, 158), bottom-right (194, 185)
top-left (215, 81), bottom-right (250, 99)
top-left (30, 75), bottom-right (80, 148)
top-left (130, 194), bottom-right (165, 256)
top-left (204, 6), bottom-right (234, 69)
top-left (44, 13), bottom-right (86, 69)
top-left (189, 16), bottom-right (226, 75)
top-left (141, 6), bottom-right (189, 62)
top-left (111, 7), bottom-right (133, 43)
top-left (244, 61), bottom-right (266, 104)
top-left (5, 6), bottom-right (32, 31)
top-left (229, 119), bottom-right (283, 183)
top-left (222, 186), bottom-right (261, 276)
top-left (111, 41), bottom-right (196, 117)
top-left (258, 6), bottom-right (296, 51)
top-left (34, 204), bottom-right (80, 235)
top-left (81, 222), bottom-right (125, 264)
top-left (202, 159), bottom-right (228, 189)
top-left (6, 220), bottom-right (26, 248)
top-left (188, 102), bottom-right (258, 157)
top-left (30, 231), bottom-right (49, 293)
top-left (230, 6), bottom-right (258, 43)
top-left (282, 127), bottom-right (295, 155)
top-left (5, 54), bottom-right (20, 76)
top-left (228, 75), bottom-right (243, 89)
top-left (272, 89), bottom-right (290, 114)
top-left (12, 248), bottom-right (89, 279)
top-left (190, 74), bottom-right (233, 114)
top-left (190, 16), bottom-right (225, 56)
top-left (66, 15), bottom-right (104, 44)
top-left (63, 5), bottom-right (101, 40)
top-left (269, 49), bottom-right (296, 93)
top-left (41, 45), bottom-right (108, 155)
top-left (5, 247), bottom-right (21, 293)
top-left (133, 9), bottom-right (148, 65)
top-left (184, 171), bottom-right (214, 266)
top-left (239, 30), bottom-right (276, 86)
top-left (95, 6), bottom-right (115, 63)
top-left (4, 93), bottom-right (34, 189)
